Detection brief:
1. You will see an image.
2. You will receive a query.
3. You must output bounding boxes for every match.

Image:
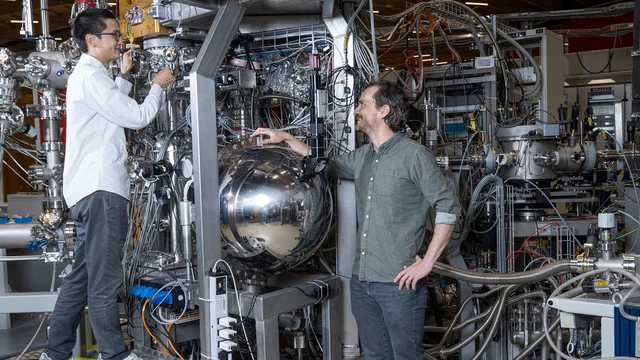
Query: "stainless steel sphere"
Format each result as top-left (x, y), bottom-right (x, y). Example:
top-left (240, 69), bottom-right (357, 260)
top-left (219, 139), bottom-right (332, 274)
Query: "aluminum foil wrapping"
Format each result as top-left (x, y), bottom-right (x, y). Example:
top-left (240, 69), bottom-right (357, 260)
top-left (262, 52), bottom-right (329, 103)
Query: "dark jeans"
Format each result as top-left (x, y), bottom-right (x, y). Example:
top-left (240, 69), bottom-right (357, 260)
top-left (45, 191), bottom-right (130, 360)
top-left (350, 276), bottom-right (426, 360)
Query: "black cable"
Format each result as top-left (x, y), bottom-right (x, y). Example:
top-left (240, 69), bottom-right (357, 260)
top-left (575, 51), bottom-right (613, 75)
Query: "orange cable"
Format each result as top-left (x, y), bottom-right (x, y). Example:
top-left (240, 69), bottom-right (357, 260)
top-left (166, 323), bottom-right (185, 360)
top-left (514, 222), bottom-right (561, 261)
top-left (141, 299), bottom-right (171, 355)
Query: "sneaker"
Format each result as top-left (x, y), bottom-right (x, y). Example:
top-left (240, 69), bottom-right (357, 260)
top-left (39, 352), bottom-right (73, 360)
top-left (97, 353), bottom-right (142, 360)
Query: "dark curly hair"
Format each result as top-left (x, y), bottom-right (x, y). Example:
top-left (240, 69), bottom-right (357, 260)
top-left (73, 8), bottom-right (117, 53)
top-left (366, 81), bottom-right (409, 132)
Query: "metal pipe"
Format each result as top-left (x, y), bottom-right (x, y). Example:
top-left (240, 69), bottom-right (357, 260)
top-left (367, 0), bottom-right (378, 80)
top-left (0, 223), bottom-right (35, 249)
top-left (40, 0), bottom-right (50, 38)
top-left (41, 88), bottom-right (62, 199)
top-left (513, 318), bottom-right (561, 360)
top-left (437, 284), bottom-right (518, 357)
top-left (432, 259), bottom-right (573, 284)
top-left (470, 285), bottom-right (517, 360)
top-left (0, 255), bottom-right (42, 262)
top-left (428, 285), bottom-right (505, 352)
top-left (167, 100), bottom-right (182, 263)
top-left (22, 0), bottom-right (34, 38)
top-left (474, 291), bottom-right (547, 360)
top-left (179, 200), bottom-right (192, 282)
top-left (596, 258), bottom-right (626, 270)
top-left (424, 306), bottom-right (492, 335)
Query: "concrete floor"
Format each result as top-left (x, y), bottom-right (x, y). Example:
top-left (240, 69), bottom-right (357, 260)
top-left (0, 315), bottom-right (49, 360)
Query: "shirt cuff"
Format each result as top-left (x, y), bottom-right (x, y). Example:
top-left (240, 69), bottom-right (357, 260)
top-left (435, 212), bottom-right (457, 225)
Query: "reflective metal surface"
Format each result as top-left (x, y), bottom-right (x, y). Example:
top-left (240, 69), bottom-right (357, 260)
top-left (219, 139), bottom-right (332, 273)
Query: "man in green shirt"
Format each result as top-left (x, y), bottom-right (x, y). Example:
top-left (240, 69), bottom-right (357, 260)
top-left (252, 81), bottom-right (461, 360)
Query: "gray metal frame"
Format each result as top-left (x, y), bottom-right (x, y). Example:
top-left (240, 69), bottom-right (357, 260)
top-left (189, 0), bottom-right (247, 358)
top-left (227, 276), bottom-right (342, 360)
top-left (0, 249), bottom-right (9, 329)
top-left (0, 291), bottom-right (58, 312)
top-left (323, 11), bottom-right (360, 358)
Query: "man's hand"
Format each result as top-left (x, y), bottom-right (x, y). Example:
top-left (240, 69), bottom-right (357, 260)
top-left (153, 67), bottom-right (176, 89)
top-left (394, 256), bottom-right (433, 291)
top-left (251, 127), bottom-right (293, 145)
top-left (121, 50), bottom-right (133, 75)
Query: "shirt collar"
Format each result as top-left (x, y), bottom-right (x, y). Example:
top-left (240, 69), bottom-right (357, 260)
top-left (79, 54), bottom-right (109, 75)
top-left (375, 132), bottom-right (402, 155)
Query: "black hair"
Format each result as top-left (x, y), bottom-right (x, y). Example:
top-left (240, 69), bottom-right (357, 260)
top-left (72, 8), bottom-right (117, 53)
top-left (366, 80), bottom-right (409, 132)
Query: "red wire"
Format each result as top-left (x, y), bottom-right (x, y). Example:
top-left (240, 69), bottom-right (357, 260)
top-left (513, 222), bottom-right (561, 261)
top-left (506, 249), bottom-right (543, 261)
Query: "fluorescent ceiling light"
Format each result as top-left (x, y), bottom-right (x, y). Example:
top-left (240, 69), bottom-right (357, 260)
top-left (372, 10), bottom-right (379, 13)
top-left (108, 2), bottom-right (116, 5)
top-left (422, 58), bottom-right (439, 62)
top-left (11, 20), bottom-right (38, 23)
top-left (413, 54), bottom-right (431, 58)
top-left (436, 61), bottom-right (448, 65)
top-left (587, 78), bottom-right (615, 85)
top-left (54, 37), bottom-right (62, 41)
top-left (466, 2), bottom-right (489, 5)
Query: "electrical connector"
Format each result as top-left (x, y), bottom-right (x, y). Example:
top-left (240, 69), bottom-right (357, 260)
top-left (219, 340), bottom-right (237, 352)
top-left (218, 316), bottom-right (237, 327)
top-left (218, 328), bottom-right (237, 340)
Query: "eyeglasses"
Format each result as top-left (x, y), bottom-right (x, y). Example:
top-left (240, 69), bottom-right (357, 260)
top-left (94, 30), bottom-right (122, 42)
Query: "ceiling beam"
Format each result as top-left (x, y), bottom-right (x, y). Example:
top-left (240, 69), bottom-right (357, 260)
top-left (518, 0), bottom-right (553, 11)
top-left (573, 0), bottom-right (591, 6)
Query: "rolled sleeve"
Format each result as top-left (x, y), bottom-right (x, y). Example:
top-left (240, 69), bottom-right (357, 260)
top-left (411, 147), bottom-right (462, 223)
top-left (435, 212), bottom-right (457, 225)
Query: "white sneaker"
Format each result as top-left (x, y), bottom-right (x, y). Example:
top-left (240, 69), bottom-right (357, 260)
top-left (97, 353), bottom-right (142, 360)
top-left (39, 352), bottom-right (73, 360)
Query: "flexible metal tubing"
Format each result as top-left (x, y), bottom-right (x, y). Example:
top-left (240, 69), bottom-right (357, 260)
top-left (434, 284), bottom-right (519, 357)
top-left (426, 285), bottom-right (506, 352)
top-left (472, 290), bottom-right (548, 360)
top-left (433, 259), bottom-right (572, 284)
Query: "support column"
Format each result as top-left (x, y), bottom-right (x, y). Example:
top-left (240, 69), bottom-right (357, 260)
top-left (189, 1), bottom-right (246, 358)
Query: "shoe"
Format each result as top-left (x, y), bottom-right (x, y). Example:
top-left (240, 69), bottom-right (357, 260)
top-left (39, 352), bottom-right (73, 360)
top-left (97, 353), bottom-right (142, 360)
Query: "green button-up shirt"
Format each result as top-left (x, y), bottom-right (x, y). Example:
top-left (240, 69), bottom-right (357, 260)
top-left (328, 133), bottom-right (462, 283)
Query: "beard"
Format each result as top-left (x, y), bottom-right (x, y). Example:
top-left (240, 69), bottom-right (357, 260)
top-left (355, 116), bottom-right (369, 133)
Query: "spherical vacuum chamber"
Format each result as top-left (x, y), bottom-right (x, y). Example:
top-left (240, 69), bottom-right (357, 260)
top-left (219, 139), bottom-right (332, 274)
